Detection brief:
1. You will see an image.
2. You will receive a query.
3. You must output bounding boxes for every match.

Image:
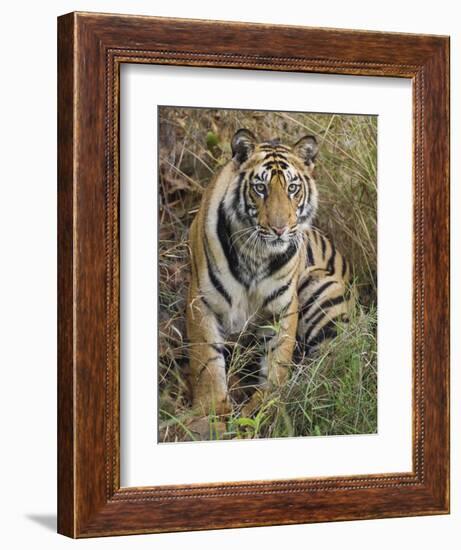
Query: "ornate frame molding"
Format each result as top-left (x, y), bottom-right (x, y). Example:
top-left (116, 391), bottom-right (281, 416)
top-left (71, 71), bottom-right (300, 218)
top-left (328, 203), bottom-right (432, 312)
top-left (58, 12), bottom-right (449, 537)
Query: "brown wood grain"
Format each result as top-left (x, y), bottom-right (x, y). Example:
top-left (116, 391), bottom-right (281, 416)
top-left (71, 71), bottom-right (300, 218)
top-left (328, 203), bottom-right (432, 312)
top-left (57, 11), bottom-right (450, 538)
top-left (57, 12), bottom-right (75, 537)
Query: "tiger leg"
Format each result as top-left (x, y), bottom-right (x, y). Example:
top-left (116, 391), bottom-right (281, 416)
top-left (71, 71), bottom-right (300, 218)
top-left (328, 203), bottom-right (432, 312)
top-left (243, 297), bottom-right (298, 415)
top-left (186, 296), bottom-right (231, 417)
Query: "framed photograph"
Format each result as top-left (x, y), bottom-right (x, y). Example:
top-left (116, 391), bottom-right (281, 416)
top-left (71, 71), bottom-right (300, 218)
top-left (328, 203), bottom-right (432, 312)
top-left (58, 12), bottom-right (450, 537)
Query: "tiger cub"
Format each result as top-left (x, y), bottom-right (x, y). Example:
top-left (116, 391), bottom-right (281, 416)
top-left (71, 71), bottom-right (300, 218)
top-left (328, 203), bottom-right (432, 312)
top-left (187, 129), bottom-right (352, 416)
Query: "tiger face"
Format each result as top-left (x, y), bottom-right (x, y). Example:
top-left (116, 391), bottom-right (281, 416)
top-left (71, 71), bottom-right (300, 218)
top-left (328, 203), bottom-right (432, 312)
top-left (231, 129), bottom-right (319, 250)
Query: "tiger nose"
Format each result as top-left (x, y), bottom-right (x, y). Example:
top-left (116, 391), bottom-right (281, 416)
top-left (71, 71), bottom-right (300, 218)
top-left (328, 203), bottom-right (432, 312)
top-left (271, 225), bottom-right (287, 236)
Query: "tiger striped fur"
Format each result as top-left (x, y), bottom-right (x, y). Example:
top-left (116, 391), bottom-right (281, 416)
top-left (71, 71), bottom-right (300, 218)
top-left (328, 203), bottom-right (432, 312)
top-left (187, 129), bottom-right (353, 416)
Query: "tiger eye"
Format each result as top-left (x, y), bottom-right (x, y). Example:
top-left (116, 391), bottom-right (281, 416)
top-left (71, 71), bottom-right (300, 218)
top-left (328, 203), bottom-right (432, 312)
top-left (288, 183), bottom-right (299, 193)
top-left (254, 183), bottom-right (266, 193)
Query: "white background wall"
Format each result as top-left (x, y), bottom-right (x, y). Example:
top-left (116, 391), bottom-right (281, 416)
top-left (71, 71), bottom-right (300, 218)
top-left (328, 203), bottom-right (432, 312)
top-left (0, 0), bottom-right (458, 548)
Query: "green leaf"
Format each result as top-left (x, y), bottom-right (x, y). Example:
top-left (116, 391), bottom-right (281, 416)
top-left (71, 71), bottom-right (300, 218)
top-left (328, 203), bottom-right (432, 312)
top-left (235, 417), bottom-right (256, 428)
top-left (206, 131), bottom-right (219, 149)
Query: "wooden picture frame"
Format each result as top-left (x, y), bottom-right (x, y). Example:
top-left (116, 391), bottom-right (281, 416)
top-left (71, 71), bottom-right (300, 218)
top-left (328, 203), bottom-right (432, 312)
top-left (57, 12), bottom-right (450, 537)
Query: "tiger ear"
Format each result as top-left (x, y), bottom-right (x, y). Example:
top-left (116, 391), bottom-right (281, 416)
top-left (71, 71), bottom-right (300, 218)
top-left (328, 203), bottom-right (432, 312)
top-left (293, 135), bottom-right (318, 166)
top-left (231, 129), bottom-right (256, 165)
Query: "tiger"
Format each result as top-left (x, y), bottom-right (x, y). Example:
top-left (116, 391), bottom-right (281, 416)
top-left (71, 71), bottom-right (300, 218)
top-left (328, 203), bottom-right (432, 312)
top-left (186, 128), bottom-right (353, 418)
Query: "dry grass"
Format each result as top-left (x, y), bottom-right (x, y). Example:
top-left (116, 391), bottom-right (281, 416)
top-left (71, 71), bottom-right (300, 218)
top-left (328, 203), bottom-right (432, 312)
top-left (157, 106), bottom-right (377, 442)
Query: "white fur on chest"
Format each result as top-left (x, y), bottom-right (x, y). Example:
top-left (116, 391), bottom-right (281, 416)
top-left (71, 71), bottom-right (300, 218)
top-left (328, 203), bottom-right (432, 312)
top-left (223, 284), bottom-right (274, 335)
top-left (226, 294), bottom-right (250, 334)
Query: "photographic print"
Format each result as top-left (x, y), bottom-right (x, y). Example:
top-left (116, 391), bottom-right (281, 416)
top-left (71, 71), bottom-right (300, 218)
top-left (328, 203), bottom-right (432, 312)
top-left (158, 106), bottom-right (377, 443)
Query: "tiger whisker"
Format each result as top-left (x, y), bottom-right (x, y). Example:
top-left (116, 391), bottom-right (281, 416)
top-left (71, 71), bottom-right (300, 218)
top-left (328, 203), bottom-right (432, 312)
top-left (230, 227), bottom-right (255, 248)
top-left (242, 230), bottom-right (259, 267)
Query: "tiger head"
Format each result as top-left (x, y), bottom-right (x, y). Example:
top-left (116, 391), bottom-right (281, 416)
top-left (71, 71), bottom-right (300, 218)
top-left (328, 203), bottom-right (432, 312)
top-left (230, 128), bottom-right (319, 248)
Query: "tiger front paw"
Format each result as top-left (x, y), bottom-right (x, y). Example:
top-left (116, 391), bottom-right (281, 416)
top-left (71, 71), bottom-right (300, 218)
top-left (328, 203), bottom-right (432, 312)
top-left (192, 392), bottom-right (232, 417)
top-left (186, 416), bottom-right (228, 441)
